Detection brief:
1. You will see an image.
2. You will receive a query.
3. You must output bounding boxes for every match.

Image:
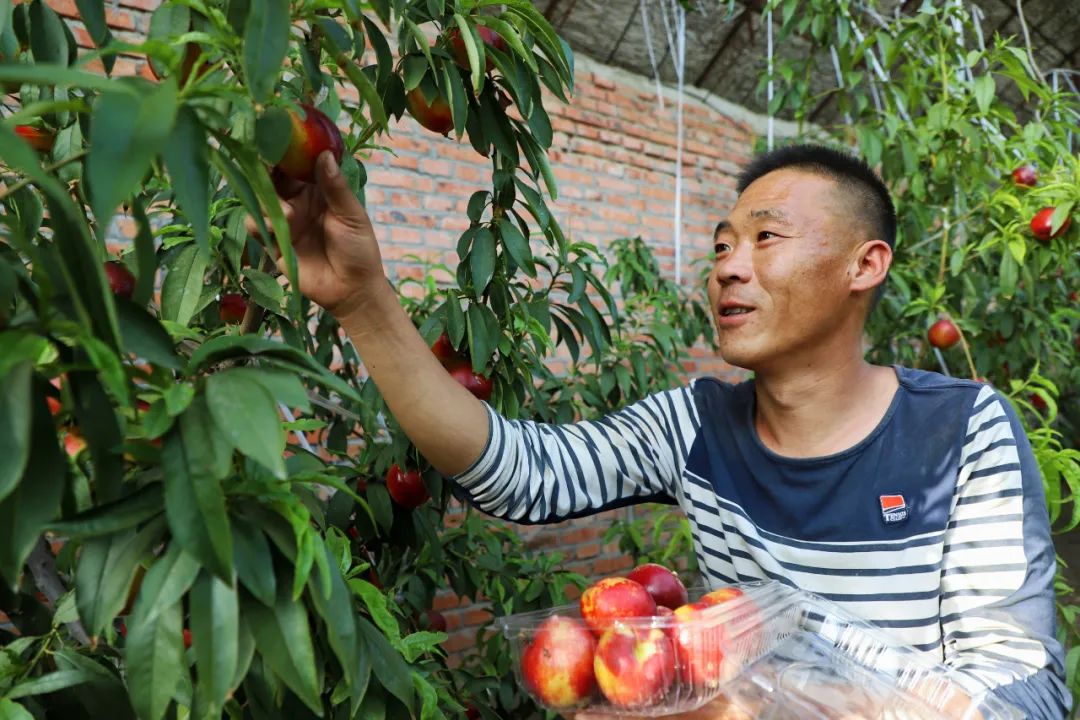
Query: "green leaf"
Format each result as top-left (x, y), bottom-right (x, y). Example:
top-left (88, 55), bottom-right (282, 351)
top-left (232, 615), bottom-right (258, 692)
top-left (361, 15), bottom-right (391, 85)
top-left (307, 545), bottom-right (360, 692)
top-left (469, 227), bottom-right (496, 294)
top-left (244, 578), bottom-right (322, 714)
top-left (81, 334), bottom-right (130, 406)
top-left (527, 102), bottom-right (553, 149)
top-left (348, 578), bottom-right (398, 644)
top-left (856, 126), bottom-right (883, 167)
top-left (0, 384), bottom-right (65, 587)
top-left (215, 137), bottom-right (299, 312)
top-left (205, 368), bottom-right (286, 478)
top-left (28, 0), bottom-right (67, 65)
top-left (365, 483), bottom-right (393, 535)
top-left (190, 570), bottom-right (239, 718)
top-left (88, 82), bottom-right (178, 235)
top-left (163, 107), bottom-right (211, 256)
top-left (243, 0), bottom-right (289, 103)
top-left (357, 616), bottom-right (414, 712)
top-left (69, 370), bottom-right (124, 501)
top-left (497, 218), bottom-right (534, 278)
top-left (7, 669), bottom-right (94, 699)
top-left (186, 334), bottom-right (361, 403)
top-left (466, 303), bottom-right (497, 369)
top-left (972, 74), bottom-right (995, 115)
top-left (515, 179), bottom-right (550, 230)
top-left (443, 58), bottom-right (468, 140)
top-left (0, 362), bottom-right (31, 505)
top-left (998, 249), bottom-right (1018, 298)
top-left (475, 14), bottom-right (536, 73)
top-left (126, 600), bottom-right (185, 720)
top-left (160, 243), bottom-right (209, 327)
top-left (231, 516), bottom-right (276, 607)
top-left (75, 518), bottom-right (166, 636)
top-left (50, 483), bottom-right (164, 539)
top-left (0, 700), bottom-right (34, 720)
top-left (162, 396), bottom-right (234, 580)
top-left (74, 0), bottom-right (110, 46)
top-left (452, 14), bottom-right (482, 91)
top-left (1050, 202), bottom-right (1074, 235)
top-left (36, 193), bottom-right (125, 353)
top-left (333, 50), bottom-right (387, 130)
top-left (1007, 237), bottom-right (1026, 265)
top-left (0, 63), bottom-right (124, 93)
top-left (255, 106), bottom-right (293, 165)
top-left (0, 331), bottom-right (54, 379)
top-left (233, 367), bottom-right (310, 412)
top-left (51, 650), bottom-right (134, 719)
top-left (131, 200), bottom-right (158, 307)
top-left (130, 543), bottom-right (200, 628)
top-left (242, 267), bottom-right (284, 313)
top-left (115, 299), bottom-right (182, 370)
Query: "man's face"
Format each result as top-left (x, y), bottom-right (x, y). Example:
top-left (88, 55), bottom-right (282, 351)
top-left (706, 168), bottom-right (865, 371)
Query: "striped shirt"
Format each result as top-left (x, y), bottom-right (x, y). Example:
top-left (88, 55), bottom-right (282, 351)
top-left (452, 366), bottom-right (1071, 719)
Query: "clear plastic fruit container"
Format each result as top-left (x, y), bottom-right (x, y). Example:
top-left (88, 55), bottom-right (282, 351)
top-left (497, 581), bottom-right (1022, 719)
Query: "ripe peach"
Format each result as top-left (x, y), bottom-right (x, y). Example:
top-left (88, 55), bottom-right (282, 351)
top-left (580, 577), bottom-right (657, 636)
top-left (274, 104), bottom-right (345, 183)
top-left (594, 625), bottom-right (675, 708)
top-left (627, 563), bottom-right (688, 610)
top-left (521, 615), bottom-right (597, 709)
top-left (406, 88), bottom-right (453, 136)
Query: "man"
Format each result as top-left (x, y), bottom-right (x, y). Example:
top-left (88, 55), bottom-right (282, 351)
top-left (259, 144), bottom-right (1070, 719)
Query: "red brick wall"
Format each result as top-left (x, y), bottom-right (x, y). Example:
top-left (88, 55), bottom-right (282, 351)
top-left (36, 0), bottom-right (770, 654)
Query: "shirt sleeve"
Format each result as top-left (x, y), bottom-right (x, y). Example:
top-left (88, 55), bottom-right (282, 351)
top-left (449, 384), bottom-right (700, 524)
top-left (939, 385), bottom-right (1072, 719)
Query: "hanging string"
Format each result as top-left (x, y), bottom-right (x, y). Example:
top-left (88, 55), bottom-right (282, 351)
top-left (671, 0), bottom-right (686, 285)
top-left (639, 0), bottom-right (665, 110)
top-left (766, 6), bottom-right (774, 150)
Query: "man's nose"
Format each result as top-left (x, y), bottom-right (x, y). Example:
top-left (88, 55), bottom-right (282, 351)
top-left (713, 242), bottom-right (752, 285)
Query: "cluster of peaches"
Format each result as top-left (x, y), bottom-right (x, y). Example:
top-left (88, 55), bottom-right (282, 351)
top-left (520, 563), bottom-right (754, 712)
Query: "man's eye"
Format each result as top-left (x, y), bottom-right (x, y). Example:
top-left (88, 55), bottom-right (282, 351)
top-left (758, 231), bottom-right (776, 241)
top-left (714, 243), bottom-right (731, 255)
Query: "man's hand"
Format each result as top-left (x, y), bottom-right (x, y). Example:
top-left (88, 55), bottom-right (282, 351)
top-left (572, 697), bottom-right (752, 720)
top-left (247, 151), bottom-right (382, 320)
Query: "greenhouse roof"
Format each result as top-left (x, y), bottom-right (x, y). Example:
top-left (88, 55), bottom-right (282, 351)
top-left (539, 0), bottom-right (1080, 120)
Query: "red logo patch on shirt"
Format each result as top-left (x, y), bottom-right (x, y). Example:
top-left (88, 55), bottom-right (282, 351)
top-left (879, 494), bottom-right (908, 524)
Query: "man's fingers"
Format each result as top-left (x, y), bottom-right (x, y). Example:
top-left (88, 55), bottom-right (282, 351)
top-left (315, 151), bottom-right (366, 220)
top-left (271, 167), bottom-right (305, 200)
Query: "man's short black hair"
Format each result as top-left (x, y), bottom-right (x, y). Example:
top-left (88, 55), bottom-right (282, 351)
top-left (734, 143), bottom-right (897, 249)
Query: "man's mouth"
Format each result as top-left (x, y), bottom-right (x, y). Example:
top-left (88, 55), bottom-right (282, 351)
top-left (720, 307), bottom-right (753, 316)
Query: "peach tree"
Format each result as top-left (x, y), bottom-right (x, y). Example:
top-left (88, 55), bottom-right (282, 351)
top-left (0, 0), bottom-right (706, 717)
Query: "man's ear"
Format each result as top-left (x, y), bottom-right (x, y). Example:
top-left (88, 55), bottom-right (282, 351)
top-left (850, 239), bottom-right (892, 294)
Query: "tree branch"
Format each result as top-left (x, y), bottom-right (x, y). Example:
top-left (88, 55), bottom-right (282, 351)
top-left (0, 149), bottom-right (89, 202)
top-left (27, 537), bottom-right (91, 646)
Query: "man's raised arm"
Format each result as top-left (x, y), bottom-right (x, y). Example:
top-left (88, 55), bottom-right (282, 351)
top-left (257, 151), bottom-right (695, 522)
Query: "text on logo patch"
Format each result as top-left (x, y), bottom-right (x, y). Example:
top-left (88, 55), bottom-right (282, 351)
top-left (879, 494), bottom-right (908, 524)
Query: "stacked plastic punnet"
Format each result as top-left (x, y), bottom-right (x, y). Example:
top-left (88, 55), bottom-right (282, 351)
top-left (498, 578), bottom-right (1022, 719)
